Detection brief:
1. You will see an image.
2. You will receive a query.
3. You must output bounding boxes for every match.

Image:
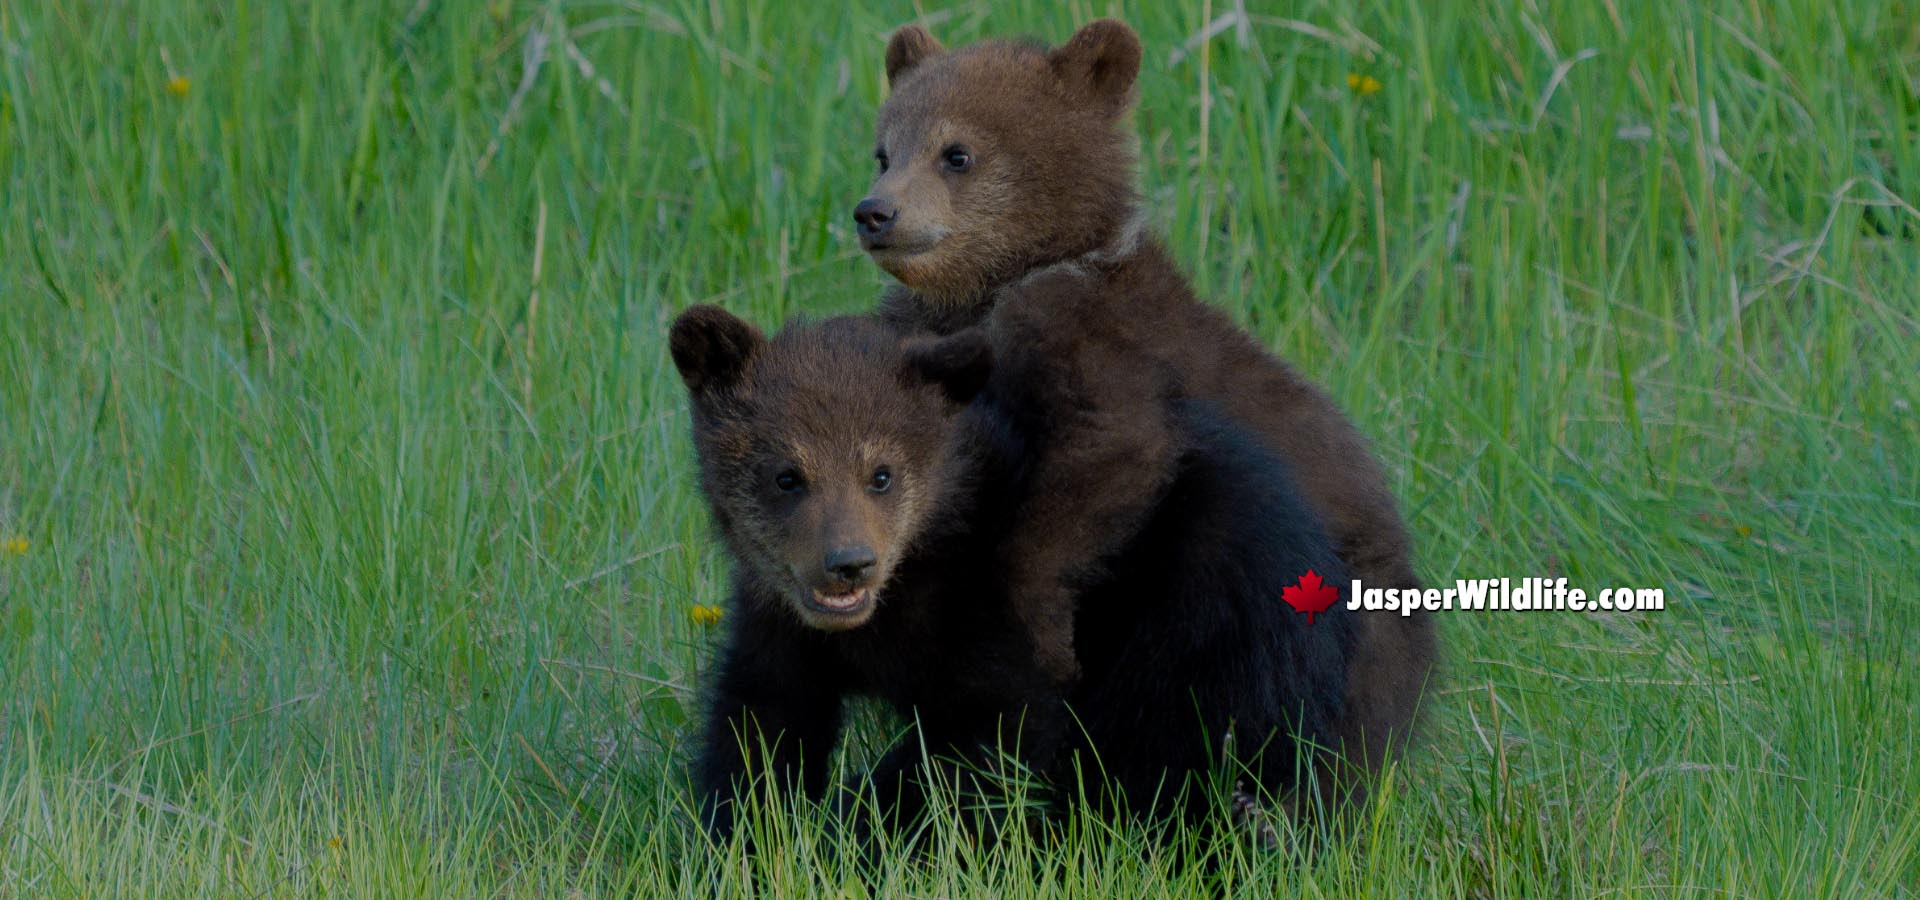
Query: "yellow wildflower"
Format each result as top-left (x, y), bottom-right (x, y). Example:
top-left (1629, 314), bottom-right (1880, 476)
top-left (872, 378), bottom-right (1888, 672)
top-left (1346, 73), bottom-right (1382, 96)
top-left (166, 75), bottom-right (191, 96)
top-left (690, 604), bottom-right (724, 626)
top-left (1, 537), bottom-right (25, 556)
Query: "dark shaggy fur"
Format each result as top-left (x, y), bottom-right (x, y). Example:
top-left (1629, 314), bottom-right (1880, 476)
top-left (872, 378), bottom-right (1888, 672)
top-left (671, 307), bottom-right (1357, 843)
top-left (858, 19), bottom-right (1435, 779)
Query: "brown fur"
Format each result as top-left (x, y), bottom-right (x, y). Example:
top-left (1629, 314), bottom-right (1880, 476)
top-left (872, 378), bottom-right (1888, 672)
top-left (961, 272), bottom-right (1185, 684)
top-left (668, 307), bottom-right (1185, 841)
top-left (861, 20), bottom-right (1436, 779)
top-left (861, 22), bottom-right (1142, 311)
top-left (674, 306), bottom-right (1364, 846)
top-left (669, 306), bottom-right (963, 633)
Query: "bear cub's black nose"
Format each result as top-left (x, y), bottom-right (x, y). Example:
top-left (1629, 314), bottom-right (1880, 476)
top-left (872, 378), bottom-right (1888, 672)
top-left (853, 198), bottom-right (897, 239)
top-left (824, 546), bottom-right (877, 583)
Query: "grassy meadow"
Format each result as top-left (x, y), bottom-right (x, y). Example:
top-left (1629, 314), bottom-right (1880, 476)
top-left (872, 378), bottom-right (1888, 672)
top-left (2, 0), bottom-right (1916, 895)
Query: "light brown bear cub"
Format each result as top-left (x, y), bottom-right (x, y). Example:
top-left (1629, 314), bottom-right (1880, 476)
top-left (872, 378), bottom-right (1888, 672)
top-left (855, 19), bottom-right (1436, 782)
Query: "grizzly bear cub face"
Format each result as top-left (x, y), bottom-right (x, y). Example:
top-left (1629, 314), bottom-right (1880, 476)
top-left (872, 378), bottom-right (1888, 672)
top-left (855, 20), bottom-right (1144, 304)
top-left (668, 305), bottom-right (985, 631)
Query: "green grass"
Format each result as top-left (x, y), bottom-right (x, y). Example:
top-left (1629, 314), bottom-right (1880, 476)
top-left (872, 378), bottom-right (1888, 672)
top-left (2, 0), bottom-right (1916, 895)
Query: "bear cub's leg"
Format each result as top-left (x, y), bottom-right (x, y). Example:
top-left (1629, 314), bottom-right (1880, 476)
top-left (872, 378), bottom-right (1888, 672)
top-left (979, 270), bottom-right (1187, 686)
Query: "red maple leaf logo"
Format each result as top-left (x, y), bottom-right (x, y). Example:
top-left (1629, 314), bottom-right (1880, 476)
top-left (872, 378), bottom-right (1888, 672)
top-left (1283, 570), bottom-right (1339, 625)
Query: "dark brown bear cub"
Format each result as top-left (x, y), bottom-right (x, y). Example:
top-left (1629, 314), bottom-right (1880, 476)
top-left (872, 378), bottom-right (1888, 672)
top-left (858, 19), bottom-right (1435, 778)
top-left (670, 305), bottom-right (1357, 844)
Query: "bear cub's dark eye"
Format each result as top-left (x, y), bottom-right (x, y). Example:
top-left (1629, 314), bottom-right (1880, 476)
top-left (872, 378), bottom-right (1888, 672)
top-left (774, 469), bottom-right (804, 493)
top-left (875, 149), bottom-right (889, 173)
top-left (941, 145), bottom-right (973, 172)
top-left (868, 467), bottom-right (893, 493)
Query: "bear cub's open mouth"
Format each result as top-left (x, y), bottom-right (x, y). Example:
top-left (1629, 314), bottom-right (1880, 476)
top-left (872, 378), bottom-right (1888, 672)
top-left (807, 586), bottom-right (873, 616)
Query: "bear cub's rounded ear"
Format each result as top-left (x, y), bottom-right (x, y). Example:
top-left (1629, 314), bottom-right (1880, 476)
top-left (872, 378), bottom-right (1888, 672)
top-left (670, 304), bottom-right (764, 394)
top-left (885, 24), bottom-right (945, 87)
top-left (901, 329), bottom-right (993, 405)
top-left (1049, 19), bottom-right (1142, 111)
